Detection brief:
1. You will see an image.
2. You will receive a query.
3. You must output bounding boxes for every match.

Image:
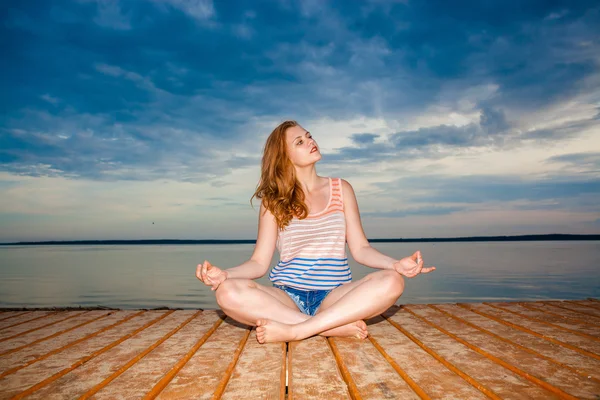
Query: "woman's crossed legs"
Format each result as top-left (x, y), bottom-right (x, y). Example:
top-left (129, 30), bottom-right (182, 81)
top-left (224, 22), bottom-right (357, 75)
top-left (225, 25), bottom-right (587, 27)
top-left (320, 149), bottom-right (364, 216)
top-left (215, 269), bottom-right (404, 343)
top-left (215, 278), bottom-right (367, 339)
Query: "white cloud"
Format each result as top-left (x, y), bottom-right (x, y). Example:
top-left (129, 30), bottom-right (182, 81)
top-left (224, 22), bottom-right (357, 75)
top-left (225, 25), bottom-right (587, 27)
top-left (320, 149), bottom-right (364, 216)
top-left (40, 94), bottom-right (60, 105)
top-left (154, 0), bottom-right (215, 21)
top-left (92, 0), bottom-right (131, 30)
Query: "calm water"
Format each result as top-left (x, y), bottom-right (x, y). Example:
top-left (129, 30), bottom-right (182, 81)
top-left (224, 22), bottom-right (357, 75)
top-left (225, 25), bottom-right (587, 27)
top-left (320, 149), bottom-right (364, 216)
top-left (0, 241), bottom-right (598, 309)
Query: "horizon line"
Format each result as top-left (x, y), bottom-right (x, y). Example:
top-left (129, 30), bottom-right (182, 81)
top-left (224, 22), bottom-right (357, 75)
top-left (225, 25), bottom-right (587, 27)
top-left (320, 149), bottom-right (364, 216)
top-left (1, 233), bottom-right (599, 246)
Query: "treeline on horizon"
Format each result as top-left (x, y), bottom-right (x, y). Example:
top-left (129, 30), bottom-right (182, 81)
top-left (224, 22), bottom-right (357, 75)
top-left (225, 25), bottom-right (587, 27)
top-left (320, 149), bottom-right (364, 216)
top-left (1, 234), bottom-right (598, 245)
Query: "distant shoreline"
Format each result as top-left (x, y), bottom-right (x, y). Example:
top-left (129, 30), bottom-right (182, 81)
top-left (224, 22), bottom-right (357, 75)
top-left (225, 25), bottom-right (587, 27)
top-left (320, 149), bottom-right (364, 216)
top-left (1, 233), bottom-right (598, 246)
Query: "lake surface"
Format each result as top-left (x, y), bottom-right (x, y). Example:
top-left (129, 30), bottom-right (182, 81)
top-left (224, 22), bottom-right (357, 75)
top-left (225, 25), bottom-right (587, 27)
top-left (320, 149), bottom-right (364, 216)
top-left (0, 241), bottom-right (598, 309)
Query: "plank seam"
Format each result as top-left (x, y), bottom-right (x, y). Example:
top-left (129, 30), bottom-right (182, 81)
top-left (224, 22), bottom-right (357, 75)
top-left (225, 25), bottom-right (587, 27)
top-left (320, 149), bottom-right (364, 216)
top-left (212, 326), bottom-right (252, 399)
top-left (0, 312), bottom-right (31, 323)
top-left (483, 303), bottom-right (600, 342)
top-left (0, 312), bottom-right (58, 332)
top-left (280, 342), bottom-right (286, 400)
top-left (0, 311), bottom-right (90, 343)
top-left (383, 312), bottom-right (501, 400)
top-left (288, 342), bottom-right (293, 400)
top-left (141, 314), bottom-right (225, 400)
top-left (368, 334), bottom-right (431, 399)
top-left (11, 311), bottom-right (174, 399)
top-left (516, 302), bottom-right (600, 328)
top-left (78, 310), bottom-right (203, 400)
top-left (0, 312), bottom-right (112, 357)
top-left (545, 302), bottom-right (600, 321)
top-left (429, 305), bottom-right (600, 384)
top-left (564, 300), bottom-right (600, 312)
top-left (327, 337), bottom-right (362, 400)
top-left (0, 310), bottom-right (146, 379)
top-left (457, 304), bottom-right (600, 361)
top-left (403, 307), bottom-right (578, 400)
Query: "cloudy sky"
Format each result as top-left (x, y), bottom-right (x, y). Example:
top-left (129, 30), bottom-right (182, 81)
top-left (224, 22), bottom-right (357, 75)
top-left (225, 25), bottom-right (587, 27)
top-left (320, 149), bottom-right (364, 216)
top-left (1, 0), bottom-right (599, 242)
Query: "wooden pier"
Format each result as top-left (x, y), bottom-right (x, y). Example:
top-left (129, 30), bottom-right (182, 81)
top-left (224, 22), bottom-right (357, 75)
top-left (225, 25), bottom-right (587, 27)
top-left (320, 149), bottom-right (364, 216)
top-left (0, 299), bottom-right (599, 399)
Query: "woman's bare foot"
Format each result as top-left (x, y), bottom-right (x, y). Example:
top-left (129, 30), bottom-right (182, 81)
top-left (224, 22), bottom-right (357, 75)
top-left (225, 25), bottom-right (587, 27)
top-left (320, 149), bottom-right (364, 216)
top-left (321, 320), bottom-right (368, 339)
top-left (256, 319), bottom-right (368, 343)
top-left (256, 319), bottom-right (299, 343)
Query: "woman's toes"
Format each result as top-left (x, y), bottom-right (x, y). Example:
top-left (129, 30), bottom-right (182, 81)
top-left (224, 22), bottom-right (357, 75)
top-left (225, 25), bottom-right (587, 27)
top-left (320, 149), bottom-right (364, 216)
top-left (256, 318), bottom-right (267, 327)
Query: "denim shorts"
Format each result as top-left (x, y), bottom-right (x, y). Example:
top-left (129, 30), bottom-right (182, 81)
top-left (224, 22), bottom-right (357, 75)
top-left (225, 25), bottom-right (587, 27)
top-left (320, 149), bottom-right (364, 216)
top-left (274, 284), bottom-right (332, 316)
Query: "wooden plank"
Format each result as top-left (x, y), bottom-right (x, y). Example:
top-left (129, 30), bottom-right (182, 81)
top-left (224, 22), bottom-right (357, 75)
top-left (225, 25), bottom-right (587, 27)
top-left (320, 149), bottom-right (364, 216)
top-left (92, 311), bottom-right (222, 399)
top-left (0, 311), bottom-right (168, 398)
top-left (0, 311), bottom-right (141, 377)
top-left (435, 304), bottom-right (600, 381)
top-left (408, 305), bottom-right (598, 399)
top-left (154, 318), bottom-right (250, 400)
top-left (517, 302), bottom-right (600, 329)
top-left (386, 307), bottom-right (559, 399)
top-left (0, 312), bottom-right (32, 324)
top-left (330, 333), bottom-right (421, 399)
top-left (0, 312), bottom-right (55, 332)
top-left (366, 315), bottom-right (487, 399)
top-left (474, 303), bottom-right (600, 355)
top-left (574, 300), bottom-right (600, 309)
top-left (221, 330), bottom-right (284, 400)
top-left (0, 311), bottom-right (111, 355)
top-left (27, 311), bottom-right (197, 399)
top-left (289, 336), bottom-right (349, 399)
top-left (491, 303), bottom-right (600, 337)
top-left (545, 301), bottom-right (600, 320)
top-left (0, 312), bottom-right (85, 341)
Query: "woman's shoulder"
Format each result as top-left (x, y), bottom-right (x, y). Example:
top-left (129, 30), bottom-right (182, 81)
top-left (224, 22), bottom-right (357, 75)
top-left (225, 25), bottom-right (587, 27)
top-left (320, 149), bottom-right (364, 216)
top-left (327, 177), bottom-right (354, 199)
top-left (324, 176), bottom-right (349, 184)
top-left (329, 177), bottom-right (352, 188)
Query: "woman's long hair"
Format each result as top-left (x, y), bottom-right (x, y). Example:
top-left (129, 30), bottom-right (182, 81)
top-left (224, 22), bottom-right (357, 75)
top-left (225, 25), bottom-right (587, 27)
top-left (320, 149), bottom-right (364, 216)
top-left (251, 120), bottom-right (309, 229)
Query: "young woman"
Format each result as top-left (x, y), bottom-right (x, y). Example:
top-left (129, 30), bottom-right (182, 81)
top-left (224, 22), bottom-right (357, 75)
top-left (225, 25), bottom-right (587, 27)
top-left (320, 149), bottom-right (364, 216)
top-left (196, 120), bottom-right (435, 344)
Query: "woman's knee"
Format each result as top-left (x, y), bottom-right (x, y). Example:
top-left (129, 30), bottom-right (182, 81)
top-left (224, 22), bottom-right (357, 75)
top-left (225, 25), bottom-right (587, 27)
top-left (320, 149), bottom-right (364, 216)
top-left (215, 279), bottom-right (253, 309)
top-left (378, 269), bottom-right (405, 297)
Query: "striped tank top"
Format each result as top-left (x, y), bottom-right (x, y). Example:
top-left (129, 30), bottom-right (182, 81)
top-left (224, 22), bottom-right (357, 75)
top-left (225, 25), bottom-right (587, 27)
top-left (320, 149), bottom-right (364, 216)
top-left (269, 177), bottom-right (351, 290)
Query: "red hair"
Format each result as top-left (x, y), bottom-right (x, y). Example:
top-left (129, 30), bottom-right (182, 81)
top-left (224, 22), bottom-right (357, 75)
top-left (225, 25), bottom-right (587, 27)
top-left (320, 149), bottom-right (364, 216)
top-left (251, 120), bottom-right (309, 229)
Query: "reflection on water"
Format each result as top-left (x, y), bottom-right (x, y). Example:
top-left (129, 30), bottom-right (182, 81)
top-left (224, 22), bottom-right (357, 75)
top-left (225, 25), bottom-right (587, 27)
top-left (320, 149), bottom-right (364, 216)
top-left (0, 241), bottom-right (598, 309)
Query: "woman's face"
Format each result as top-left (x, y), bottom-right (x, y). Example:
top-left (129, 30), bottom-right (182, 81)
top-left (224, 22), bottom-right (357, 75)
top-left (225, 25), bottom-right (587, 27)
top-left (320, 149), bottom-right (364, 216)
top-left (285, 125), bottom-right (321, 167)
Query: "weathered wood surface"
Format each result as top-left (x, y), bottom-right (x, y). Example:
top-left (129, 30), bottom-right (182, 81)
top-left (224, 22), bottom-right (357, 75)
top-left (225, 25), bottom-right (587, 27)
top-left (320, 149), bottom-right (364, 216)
top-left (0, 299), bottom-right (599, 399)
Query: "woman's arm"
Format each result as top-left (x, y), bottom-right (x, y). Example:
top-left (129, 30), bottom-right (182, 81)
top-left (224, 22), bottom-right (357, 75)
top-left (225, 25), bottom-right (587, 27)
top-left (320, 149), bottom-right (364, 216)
top-left (342, 179), bottom-right (398, 270)
top-left (224, 202), bottom-right (278, 280)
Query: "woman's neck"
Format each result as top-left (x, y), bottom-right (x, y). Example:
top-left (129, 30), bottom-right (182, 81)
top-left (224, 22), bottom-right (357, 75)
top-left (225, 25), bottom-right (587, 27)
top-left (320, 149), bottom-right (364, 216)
top-left (294, 166), bottom-right (321, 193)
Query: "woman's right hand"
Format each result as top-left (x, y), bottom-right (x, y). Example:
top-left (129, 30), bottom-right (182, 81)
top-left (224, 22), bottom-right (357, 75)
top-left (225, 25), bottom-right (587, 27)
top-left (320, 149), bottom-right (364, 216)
top-left (195, 260), bottom-right (228, 291)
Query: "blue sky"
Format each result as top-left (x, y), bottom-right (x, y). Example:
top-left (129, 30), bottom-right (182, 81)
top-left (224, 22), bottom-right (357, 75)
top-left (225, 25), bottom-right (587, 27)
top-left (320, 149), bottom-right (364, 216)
top-left (1, 0), bottom-right (599, 242)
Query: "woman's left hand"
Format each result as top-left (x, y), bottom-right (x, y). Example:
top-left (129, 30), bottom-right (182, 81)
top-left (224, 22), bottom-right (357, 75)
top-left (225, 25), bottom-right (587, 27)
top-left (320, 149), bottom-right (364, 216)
top-left (394, 250), bottom-right (436, 278)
